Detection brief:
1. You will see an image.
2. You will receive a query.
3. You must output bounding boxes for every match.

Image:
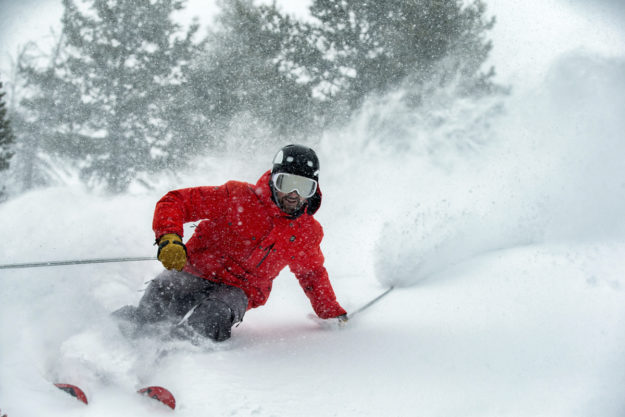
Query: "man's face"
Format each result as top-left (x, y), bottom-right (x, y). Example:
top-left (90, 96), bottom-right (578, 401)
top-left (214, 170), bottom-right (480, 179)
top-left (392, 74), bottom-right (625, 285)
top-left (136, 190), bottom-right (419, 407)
top-left (275, 190), bottom-right (307, 214)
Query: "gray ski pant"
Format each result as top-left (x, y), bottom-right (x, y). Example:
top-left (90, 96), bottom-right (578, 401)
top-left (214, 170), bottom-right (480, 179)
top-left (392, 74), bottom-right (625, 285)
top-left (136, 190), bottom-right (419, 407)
top-left (135, 270), bottom-right (248, 342)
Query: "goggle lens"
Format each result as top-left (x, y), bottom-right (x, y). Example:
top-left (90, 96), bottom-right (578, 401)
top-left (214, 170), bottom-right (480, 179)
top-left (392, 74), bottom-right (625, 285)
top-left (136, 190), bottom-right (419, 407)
top-left (272, 173), bottom-right (317, 198)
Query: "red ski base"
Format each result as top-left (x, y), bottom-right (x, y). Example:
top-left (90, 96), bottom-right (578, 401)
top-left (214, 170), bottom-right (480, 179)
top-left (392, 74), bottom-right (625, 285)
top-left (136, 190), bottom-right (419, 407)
top-left (54, 383), bottom-right (88, 404)
top-left (138, 386), bottom-right (176, 409)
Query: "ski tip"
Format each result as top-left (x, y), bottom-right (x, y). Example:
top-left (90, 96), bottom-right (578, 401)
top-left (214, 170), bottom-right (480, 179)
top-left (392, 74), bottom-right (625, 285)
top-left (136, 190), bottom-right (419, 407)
top-left (138, 386), bottom-right (176, 410)
top-left (54, 383), bottom-right (88, 405)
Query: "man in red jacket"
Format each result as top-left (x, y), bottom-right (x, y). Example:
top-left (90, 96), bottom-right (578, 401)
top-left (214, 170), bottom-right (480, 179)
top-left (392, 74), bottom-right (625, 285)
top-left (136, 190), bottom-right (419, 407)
top-left (115, 144), bottom-right (347, 341)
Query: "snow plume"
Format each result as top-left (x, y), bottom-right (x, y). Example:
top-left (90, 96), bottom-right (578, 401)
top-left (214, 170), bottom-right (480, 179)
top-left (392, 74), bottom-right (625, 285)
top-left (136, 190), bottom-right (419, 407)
top-left (317, 69), bottom-right (507, 282)
top-left (318, 50), bottom-right (625, 288)
top-left (534, 53), bottom-right (625, 240)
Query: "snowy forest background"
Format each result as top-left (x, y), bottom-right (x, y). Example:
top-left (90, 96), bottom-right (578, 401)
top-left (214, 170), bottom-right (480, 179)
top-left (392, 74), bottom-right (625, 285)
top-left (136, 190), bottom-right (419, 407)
top-left (0, 0), bottom-right (500, 196)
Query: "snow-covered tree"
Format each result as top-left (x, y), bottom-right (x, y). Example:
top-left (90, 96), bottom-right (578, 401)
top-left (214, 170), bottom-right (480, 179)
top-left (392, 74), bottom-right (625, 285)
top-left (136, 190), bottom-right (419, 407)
top-left (12, 38), bottom-right (88, 191)
top-left (187, 0), bottom-right (319, 148)
top-left (291, 0), bottom-right (498, 113)
top-left (0, 78), bottom-right (15, 200)
top-left (56, 0), bottom-right (199, 192)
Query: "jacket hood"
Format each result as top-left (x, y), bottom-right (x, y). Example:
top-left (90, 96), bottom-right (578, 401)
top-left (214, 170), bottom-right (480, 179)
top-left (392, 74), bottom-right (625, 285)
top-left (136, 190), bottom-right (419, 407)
top-left (255, 170), bottom-right (322, 218)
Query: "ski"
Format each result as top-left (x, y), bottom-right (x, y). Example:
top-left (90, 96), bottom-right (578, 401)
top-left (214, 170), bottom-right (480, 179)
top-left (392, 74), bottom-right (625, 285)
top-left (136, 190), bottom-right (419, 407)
top-left (54, 383), bottom-right (176, 409)
top-left (138, 386), bottom-right (177, 409)
top-left (54, 383), bottom-right (88, 404)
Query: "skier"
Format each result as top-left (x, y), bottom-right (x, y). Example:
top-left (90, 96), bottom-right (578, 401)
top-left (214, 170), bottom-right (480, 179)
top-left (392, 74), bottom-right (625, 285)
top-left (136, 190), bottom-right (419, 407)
top-left (115, 144), bottom-right (347, 341)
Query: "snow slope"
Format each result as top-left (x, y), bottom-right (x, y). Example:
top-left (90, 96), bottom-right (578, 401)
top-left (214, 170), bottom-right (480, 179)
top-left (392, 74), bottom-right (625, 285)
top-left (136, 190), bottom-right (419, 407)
top-left (2, 0), bottom-right (625, 416)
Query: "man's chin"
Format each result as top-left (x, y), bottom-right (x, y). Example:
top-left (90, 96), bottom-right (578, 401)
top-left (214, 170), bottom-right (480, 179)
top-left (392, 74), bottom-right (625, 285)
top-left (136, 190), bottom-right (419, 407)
top-left (280, 201), bottom-right (301, 214)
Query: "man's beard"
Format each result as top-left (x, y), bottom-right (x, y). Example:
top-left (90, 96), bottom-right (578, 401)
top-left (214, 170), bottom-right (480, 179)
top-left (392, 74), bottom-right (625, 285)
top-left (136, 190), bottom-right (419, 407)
top-left (277, 194), bottom-right (305, 214)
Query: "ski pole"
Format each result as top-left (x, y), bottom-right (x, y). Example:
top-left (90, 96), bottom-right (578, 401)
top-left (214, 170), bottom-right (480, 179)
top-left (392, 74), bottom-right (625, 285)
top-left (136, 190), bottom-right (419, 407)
top-left (0, 256), bottom-right (157, 270)
top-left (347, 286), bottom-right (394, 319)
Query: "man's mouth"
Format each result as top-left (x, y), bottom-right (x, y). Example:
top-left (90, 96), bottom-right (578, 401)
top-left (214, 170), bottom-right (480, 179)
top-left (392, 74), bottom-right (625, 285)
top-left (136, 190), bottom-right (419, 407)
top-left (280, 196), bottom-right (301, 213)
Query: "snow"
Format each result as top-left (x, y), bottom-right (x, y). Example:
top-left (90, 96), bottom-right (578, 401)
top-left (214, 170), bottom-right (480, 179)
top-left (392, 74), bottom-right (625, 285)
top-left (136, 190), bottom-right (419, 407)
top-left (2, 0), bottom-right (625, 416)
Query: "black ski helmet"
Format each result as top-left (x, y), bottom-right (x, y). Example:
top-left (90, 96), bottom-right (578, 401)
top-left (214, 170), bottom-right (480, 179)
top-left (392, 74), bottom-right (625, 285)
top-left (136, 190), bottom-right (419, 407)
top-left (270, 144), bottom-right (322, 216)
top-left (271, 144), bottom-right (320, 181)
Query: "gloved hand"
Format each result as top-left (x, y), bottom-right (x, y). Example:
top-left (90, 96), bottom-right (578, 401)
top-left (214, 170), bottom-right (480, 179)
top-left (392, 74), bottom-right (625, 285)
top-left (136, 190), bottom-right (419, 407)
top-left (337, 313), bottom-right (349, 327)
top-left (157, 233), bottom-right (187, 271)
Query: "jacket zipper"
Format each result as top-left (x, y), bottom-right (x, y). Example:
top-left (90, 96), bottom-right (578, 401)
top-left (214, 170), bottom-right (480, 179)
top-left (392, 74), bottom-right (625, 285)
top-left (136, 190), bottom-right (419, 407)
top-left (257, 243), bottom-right (275, 268)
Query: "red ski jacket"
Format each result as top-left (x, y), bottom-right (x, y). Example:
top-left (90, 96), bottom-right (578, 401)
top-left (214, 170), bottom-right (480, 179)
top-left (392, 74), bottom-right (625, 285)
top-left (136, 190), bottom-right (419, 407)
top-left (152, 170), bottom-right (346, 319)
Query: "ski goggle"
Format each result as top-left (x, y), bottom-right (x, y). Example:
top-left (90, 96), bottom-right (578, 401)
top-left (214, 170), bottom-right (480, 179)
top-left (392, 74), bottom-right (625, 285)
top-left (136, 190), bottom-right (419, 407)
top-left (272, 173), bottom-right (318, 198)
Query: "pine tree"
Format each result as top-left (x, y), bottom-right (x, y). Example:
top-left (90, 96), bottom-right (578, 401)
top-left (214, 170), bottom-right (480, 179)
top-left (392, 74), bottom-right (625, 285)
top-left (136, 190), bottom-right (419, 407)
top-left (187, 0), bottom-right (319, 148)
top-left (55, 0), bottom-right (199, 192)
top-left (14, 38), bottom-right (88, 191)
top-left (292, 0), bottom-right (498, 112)
top-left (0, 78), bottom-right (16, 200)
